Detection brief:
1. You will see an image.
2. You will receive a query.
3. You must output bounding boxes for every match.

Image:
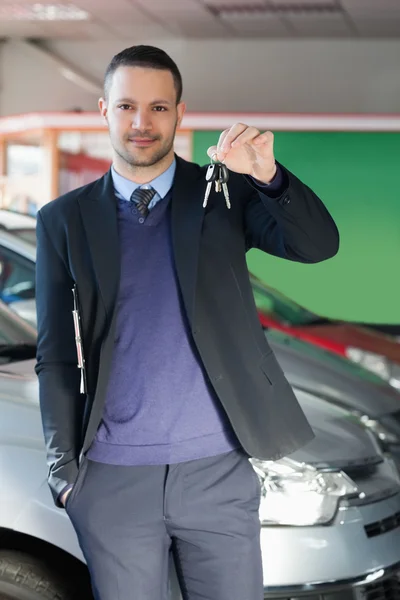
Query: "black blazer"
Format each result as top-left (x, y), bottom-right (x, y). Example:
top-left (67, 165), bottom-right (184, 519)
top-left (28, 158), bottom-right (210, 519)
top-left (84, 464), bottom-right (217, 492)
top-left (35, 155), bottom-right (339, 506)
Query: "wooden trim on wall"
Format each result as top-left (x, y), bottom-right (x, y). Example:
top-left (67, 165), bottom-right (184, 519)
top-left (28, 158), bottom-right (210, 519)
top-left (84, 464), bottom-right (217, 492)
top-left (0, 138), bottom-right (6, 176)
top-left (42, 129), bottom-right (59, 203)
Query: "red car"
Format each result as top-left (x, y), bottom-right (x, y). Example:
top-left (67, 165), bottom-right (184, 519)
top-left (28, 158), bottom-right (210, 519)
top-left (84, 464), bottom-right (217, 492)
top-left (250, 274), bottom-right (400, 389)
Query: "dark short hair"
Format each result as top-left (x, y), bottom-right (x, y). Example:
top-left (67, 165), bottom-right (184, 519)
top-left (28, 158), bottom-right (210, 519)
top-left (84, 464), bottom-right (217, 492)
top-left (104, 45), bottom-right (183, 104)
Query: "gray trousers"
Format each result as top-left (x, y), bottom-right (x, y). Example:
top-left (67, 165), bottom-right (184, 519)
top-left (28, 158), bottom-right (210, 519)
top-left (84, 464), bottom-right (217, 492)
top-left (65, 448), bottom-right (263, 600)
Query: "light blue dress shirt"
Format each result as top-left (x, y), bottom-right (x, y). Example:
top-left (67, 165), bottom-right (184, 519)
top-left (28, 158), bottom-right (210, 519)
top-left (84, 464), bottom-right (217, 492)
top-left (111, 160), bottom-right (176, 208)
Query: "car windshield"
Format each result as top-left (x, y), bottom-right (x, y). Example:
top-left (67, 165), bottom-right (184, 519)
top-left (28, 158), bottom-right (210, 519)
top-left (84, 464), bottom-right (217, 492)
top-left (250, 276), bottom-right (326, 326)
top-left (0, 242), bottom-right (36, 305)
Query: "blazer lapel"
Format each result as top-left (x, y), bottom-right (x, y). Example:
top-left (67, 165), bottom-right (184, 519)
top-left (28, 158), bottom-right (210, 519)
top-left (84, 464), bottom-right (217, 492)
top-left (77, 157), bottom-right (206, 328)
top-left (171, 155), bottom-right (206, 326)
top-left (78, 170), bottom-right (120, 321)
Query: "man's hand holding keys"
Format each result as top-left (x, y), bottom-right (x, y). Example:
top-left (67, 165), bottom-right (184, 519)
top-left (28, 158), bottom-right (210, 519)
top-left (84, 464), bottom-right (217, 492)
top-left (207, 123), bottom-right (277, 184)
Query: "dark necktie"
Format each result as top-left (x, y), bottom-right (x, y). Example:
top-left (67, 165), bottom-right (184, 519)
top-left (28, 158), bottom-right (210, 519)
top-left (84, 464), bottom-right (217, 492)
top-left (130, 187), bottom-right (157, 218)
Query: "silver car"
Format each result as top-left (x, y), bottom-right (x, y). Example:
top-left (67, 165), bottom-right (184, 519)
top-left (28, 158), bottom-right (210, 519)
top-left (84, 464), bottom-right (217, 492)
top-left (0, 303), bottom-right (400, 600)
top-left (267, 328), bottom-right (400, 463)
top-left (0, 209), bottom-right (36, 245)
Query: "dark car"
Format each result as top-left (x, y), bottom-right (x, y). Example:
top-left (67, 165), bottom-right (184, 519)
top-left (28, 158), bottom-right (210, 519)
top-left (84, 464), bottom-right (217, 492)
top-left (251, 274), bottom-right (400, 389)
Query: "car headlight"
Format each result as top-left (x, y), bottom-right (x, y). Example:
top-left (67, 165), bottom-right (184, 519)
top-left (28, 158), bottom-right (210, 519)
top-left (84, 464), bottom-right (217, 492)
top-left (250, 457), bottom-right (359, 527)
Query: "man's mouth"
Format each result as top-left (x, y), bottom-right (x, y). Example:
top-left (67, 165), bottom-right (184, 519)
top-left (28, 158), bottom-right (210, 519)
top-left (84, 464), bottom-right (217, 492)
top-left (128, 138), bottom-right (157, 147)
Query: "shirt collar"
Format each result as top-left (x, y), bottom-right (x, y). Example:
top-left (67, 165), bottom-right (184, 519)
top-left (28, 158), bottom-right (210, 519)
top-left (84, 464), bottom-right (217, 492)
top-left (111, 159), bottom-right (176, 202)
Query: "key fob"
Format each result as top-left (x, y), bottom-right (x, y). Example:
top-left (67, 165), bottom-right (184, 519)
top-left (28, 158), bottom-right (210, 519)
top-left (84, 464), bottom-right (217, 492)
top-left (206, 163), bottom-right (218, 182)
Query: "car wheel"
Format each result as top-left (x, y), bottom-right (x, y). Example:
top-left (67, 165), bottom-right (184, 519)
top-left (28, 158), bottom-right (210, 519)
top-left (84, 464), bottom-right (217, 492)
top-left (0, 550), bottom-right (91, 600)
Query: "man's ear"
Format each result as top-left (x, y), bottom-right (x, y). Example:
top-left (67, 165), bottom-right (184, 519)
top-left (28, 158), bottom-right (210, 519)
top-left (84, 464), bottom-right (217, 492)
top-left (99, 97), bottom-right (108, 119)
top-left (177, 101), bottom-right (186, 128)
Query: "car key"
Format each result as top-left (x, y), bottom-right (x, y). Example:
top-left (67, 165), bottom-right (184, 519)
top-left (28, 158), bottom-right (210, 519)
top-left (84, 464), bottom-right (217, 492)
top-left (203, 163), bottom-right (219, 208)
top-left (218, 163), bottom-right (231, 209)
top-left (213, 163), bottom-right (231, 209)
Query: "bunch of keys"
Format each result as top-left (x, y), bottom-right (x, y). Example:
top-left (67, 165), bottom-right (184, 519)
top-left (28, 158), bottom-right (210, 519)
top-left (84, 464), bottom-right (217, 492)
top-left (203, 154), bottom-right (231, 209)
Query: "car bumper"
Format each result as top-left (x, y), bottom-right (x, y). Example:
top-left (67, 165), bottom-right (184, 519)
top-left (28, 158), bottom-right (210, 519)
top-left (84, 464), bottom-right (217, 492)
top-left (263, 560), bottom-right (400, 599)
top-left (260, 492), bottom-right (400, 589)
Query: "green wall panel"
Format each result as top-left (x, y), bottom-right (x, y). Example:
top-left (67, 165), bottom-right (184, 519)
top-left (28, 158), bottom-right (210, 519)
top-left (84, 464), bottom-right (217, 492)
top-left (193, 130), bottom-right (400, 323)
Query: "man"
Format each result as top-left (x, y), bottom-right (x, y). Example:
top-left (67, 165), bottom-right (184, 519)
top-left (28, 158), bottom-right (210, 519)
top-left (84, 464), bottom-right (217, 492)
top-left (35, 45), bottom-right (339, 600)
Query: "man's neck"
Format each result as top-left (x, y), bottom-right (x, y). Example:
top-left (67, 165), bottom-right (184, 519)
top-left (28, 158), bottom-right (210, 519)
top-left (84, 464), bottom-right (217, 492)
top-left (113, 152), bottom-right (174, 185)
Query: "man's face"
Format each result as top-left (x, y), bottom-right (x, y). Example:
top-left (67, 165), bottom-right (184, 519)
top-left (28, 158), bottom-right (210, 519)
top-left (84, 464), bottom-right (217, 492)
top-left (99, 66), bottom-right (185, 168)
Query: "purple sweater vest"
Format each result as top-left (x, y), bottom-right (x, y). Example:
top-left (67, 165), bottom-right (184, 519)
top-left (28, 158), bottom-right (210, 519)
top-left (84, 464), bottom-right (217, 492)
top-left (87, 192), bottom-right (240, 465)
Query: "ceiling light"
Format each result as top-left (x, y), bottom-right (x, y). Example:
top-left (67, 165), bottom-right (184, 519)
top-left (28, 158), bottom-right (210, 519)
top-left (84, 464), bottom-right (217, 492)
top-left (0, 3), bottom-right (90, 21)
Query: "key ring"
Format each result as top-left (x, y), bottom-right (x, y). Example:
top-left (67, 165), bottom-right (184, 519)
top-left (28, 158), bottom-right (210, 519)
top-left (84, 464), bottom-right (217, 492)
top-left (211, 152), bottom-right (219, 164)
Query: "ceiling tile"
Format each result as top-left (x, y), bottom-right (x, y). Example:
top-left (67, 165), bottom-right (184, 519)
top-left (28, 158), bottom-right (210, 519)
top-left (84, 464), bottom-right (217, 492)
top-left (287, 12), bottom-right (353, 35)
top-left (105, 21), bottom-right (172, 38)
top-left (77, 3), bottom-right (153, 23)
top-left (134, 0), bottom-right (209, 12)
top-left (134, 1), bottom-right (229, 35)
top-left (353, 18), bottom-right (400, 37)
top-left (139, 0), bottom-right (200, 7)
top-left (204, 0), bottom-right (266, 5)
top-left (0, 0), bottom-right (83, 3)
top-left (93, 11), bottom-right (153, 26)
top-left (82, 23), bottom-right (118, 39)
top-left (0, 21), bottom-right (47, 36)
top-left (170, 17), bottom-right (232, 37)
top-left (269, 0), bottom-right (336, 5)
top-left (38, 20), bottom-right (114, 39)
top-left (0, 2), bottom-right (91, 21)
top-left (220, 12), bottom-right (291, 35)
top-left (341, 0), bottom-right (400, 8)
top-left (77, 0), bottom-right (138, 9)
top-left (348, 9), bottom-right (400, 19)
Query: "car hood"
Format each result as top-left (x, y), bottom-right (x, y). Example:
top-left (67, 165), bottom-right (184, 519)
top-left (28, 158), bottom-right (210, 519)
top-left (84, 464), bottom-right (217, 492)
top-left (267, 329), bottom-right (400, 418)
top-left (290, 389), bottom-right (381, 469)
top-left (296, 321), bottom-right (400, 364)
top-left (0, 359), bottom-right (381, 470)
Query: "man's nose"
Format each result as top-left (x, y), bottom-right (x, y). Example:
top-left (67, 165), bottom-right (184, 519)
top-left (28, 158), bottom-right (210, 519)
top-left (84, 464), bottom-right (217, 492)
top-left (131, 110), bottom-right (152, 130)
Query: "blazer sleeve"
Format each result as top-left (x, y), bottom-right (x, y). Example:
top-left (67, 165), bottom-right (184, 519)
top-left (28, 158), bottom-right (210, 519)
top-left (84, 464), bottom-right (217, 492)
top-left (243, 162), bottom-right (340, 263)
top-left (35, 210), bottom-right (84, 507)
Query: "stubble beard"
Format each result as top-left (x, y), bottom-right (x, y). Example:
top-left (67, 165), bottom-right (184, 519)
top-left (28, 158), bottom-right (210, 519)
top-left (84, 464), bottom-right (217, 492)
top-left (112, 127), bottom-right (177, 170)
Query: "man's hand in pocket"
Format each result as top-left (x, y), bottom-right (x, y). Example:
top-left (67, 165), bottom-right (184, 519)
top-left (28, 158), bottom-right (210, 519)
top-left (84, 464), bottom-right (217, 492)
top-left (61, 486), bottom-right (73, 507)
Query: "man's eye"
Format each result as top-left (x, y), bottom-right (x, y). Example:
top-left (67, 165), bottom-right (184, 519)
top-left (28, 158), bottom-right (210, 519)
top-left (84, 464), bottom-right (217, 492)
top-left (153, 106), bottom-right (167, 112)
top-left (119, 104), bottom-right (131, 110)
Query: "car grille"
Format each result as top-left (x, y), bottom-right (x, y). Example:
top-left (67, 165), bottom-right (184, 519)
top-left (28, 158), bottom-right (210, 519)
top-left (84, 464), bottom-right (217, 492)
top-left (340, 459), bottom-right (400, 506)
top-left (342, 461), bottom-right (380, 479)
top-left (390, 409), bottom-right (400, 428)
top-left (340, 464), bottom-right (383, 503)
top-left (361, 572), bottom-right (400, 600)
top-left (364, 511), bottom-right (400, 538)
